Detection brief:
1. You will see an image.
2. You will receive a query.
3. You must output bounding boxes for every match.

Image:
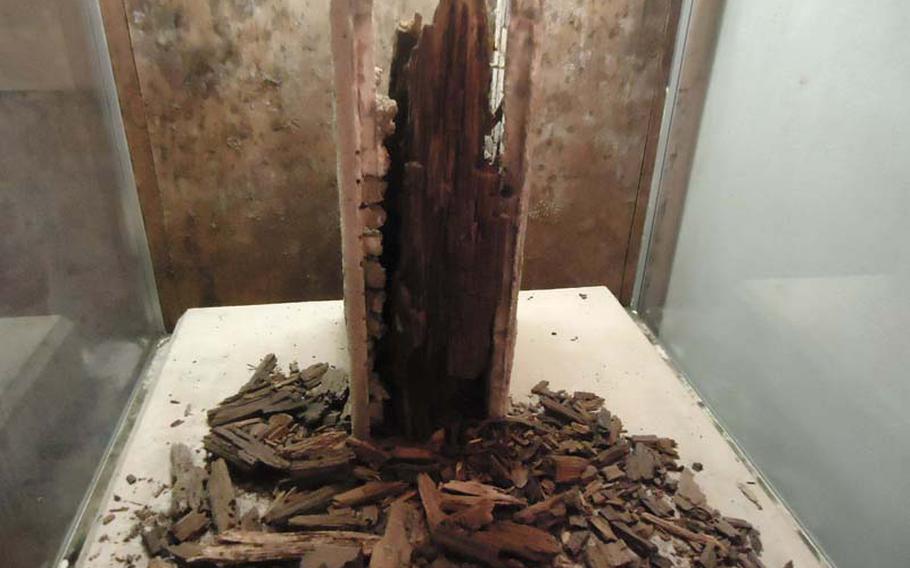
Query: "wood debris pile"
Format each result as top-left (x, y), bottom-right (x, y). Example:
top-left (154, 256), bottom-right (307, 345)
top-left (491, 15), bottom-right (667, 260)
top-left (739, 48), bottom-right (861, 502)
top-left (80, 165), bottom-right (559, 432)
top-left (137, 355), bottom-right (770, 567)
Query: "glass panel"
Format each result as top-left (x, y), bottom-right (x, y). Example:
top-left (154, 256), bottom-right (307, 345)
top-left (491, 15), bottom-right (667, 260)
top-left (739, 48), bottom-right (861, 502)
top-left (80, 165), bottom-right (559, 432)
top-left (656, 2), bottom-right (910, 567)
top-left (0, 1), bottom-right (163, 566)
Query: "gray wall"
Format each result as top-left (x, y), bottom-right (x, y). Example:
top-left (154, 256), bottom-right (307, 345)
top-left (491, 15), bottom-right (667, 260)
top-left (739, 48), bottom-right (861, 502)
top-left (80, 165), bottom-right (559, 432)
top-left (657, 2), bottom-right (910, 566)
top-left (0, 1), bottom-right (162, 566)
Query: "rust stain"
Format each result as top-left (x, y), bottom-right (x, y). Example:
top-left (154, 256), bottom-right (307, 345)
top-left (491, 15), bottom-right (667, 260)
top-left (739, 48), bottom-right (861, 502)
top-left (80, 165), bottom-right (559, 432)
top-left (126, 0), bottom-right (438, 325)
top-left (522, 0), bottom-right (675, 295)
top-left (125, 0), bottom-right (673, 324)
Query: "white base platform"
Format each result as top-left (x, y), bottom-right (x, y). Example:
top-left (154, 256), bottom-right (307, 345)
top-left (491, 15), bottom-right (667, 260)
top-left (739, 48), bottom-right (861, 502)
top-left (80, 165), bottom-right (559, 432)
top-left (75, 287), bottom-right (825, 567)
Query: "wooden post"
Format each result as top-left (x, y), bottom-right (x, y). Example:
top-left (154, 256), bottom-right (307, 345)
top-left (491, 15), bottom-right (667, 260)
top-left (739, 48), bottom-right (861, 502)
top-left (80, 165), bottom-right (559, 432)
top-left (331, 0), bottom-right (542, 439)
top-left (329, 0), bottom-right (394, 440)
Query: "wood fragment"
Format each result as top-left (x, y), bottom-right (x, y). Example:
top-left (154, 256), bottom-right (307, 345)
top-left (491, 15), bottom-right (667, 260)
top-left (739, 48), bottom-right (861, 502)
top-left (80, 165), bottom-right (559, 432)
top-left (289, 514), bottom-right (370, 530)
top-left (205, 426), bottom-right (290, 471)
top-left (585, 536), bottom-right (640, 568)
top-left (142, 522), bottom-right (168, 555)
top-left (300, 545), bottom-right (365, 568)
top-left (390, 446), bottom-right (437, 462)
top-left (334, 481), bottom-right (408, 507)
top-left (172, 530), bottom-right (380, 564)
top-left (207, 458), bottom-right (236, 532)
top-left (588, 516), bottom-right (617, 542)
top-left (417, 473), bottom-right (446, 530)
top-left (540, 397), bottom-right (590, 425)
top-left (639, 512), bottom-right (727, 554)
top-left (347, 437), bottom-right (391, 466)
top-left (170, 443), bottom-right (207, 517)
top-left (475, 521), bottom-right (561, 562)
top-left (551, 455), bottom-right (591, 484)
top-left (595, 442), bottom-right (630, 466)
top-left (282, 430), bottom-right (348, 459)
top-left (737, 482), bottom-right (764, 510)
top-left (237, 353), bottom-right (278, 393)
top-left (625, 443), bottom-right (657, 481)
top-left (699, 541), bottom-right (717, 568)
top-left (287, 452), bottom-right (353, 483)
top-left (677, 469), bottom-right (707, 506)
top-left (239, 508), bottom-right (261, 531)
top-left (430, 525), bottom-right (505, 568)
top-left (441, 480), bottom-right (526, 506)
top-left (171, 510), bottom-right (209, 542)
top-left (514, 491), bottom-right (569, 524)
top-left (610, 521), bottom-right (658, 558)
top-left (447, 499), bottom-right (495, 530)
top-left (264, 485), bottom-right (344, 525)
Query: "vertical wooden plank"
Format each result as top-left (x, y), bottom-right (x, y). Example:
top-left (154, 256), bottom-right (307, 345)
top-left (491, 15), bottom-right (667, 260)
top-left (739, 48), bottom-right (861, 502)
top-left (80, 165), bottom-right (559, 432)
top-left (330, 0), bottom-right (373, 439)
top-left (487, 0), bottom-right (543, 417)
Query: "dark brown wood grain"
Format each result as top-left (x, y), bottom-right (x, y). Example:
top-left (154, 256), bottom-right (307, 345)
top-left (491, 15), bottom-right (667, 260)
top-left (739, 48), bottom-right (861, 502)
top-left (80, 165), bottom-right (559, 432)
top-left (377, 0), bottom-right (523, 438)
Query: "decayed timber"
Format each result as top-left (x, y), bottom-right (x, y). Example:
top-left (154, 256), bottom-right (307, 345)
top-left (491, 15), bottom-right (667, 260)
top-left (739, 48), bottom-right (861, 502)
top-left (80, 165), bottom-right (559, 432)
top-left (331, 0), bottom-right (541, 438)
top-left (486, 0), bottom-right (543, 417)
top-left (373, 0), bottom-right (543, 438)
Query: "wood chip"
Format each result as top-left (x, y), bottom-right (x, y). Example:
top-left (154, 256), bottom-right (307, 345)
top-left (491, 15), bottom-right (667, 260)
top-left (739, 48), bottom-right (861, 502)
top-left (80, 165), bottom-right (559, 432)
top-left (334, 481), bottom-right (408, 507)
top-left (264, 485), bottom-right (344, 525)
top-left (441, 480), bottom-right (526, 506)
top-left (369, 500), bottom-right (415, 568)
top-left (552, 455), bottom-right (591, 483)
top-left (737, 482), bottom-right (764, 510)
top-left (625, 443), bottom-right (657, 482)
top-left (289, 514), bottom-right (370, 530)
top-left (207, 458), bottom-right (236, 532)
top-left (171, 510), bottom-right (209, 542)
top-left (475, 521), bottom-right (561, 562)
top-left (447, 499), bottom-right (495, 530)
top-left (514, 491), bottom-right (569, 524)
top-left (171, 530), bottom-right (379, 564)
top-left (417, 473), bottom-right (446, 530)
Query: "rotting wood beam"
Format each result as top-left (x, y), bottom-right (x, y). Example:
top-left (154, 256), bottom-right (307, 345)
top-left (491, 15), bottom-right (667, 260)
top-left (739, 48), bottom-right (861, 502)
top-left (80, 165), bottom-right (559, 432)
top-left (331, 0), bottom-right (542, 438)
top-left (377, 0), bottom-right (543, 438)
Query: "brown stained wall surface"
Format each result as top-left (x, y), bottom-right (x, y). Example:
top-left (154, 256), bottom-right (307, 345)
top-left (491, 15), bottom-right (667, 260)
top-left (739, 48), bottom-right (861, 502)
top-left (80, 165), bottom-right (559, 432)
top-left (118, 0), bottom-right (676, 326)
top-left (521, 0), bottom-right (678, 294)
top-left (123, 0), bottom-right (437, 326)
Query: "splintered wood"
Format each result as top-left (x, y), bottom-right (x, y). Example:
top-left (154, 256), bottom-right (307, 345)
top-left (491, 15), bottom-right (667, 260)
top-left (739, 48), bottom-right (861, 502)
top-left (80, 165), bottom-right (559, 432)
top-left (331, 0), bottom-right (541, 439)
top-left (131, 355), bottom-right (775, 567)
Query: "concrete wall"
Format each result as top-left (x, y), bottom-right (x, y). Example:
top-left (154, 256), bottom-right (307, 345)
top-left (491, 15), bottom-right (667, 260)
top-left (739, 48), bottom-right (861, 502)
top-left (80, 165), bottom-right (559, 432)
top-left (658, 2), bottom-right (910, 566)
